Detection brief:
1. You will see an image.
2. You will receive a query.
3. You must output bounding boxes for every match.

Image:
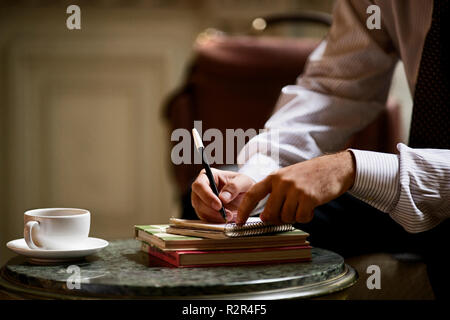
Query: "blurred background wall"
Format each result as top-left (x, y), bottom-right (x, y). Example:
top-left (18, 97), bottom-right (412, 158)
top-left (0, 0), bottom-right (339, 265)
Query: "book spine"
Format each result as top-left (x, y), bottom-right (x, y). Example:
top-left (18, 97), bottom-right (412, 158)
top-left (141, 242), bottom-right (180, 266)
top-left (175, 245), bottom-right (311, 255)
top-left (166, 258), bottom-right (311, 268)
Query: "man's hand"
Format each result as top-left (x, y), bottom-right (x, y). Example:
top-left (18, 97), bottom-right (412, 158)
top-left (191, 169), bottom-right (255, 223)
top-left (237, 151), bottom-right (356, 225)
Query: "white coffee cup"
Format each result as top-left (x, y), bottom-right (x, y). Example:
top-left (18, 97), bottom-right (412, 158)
top-left (24, 208), bottom-right (90, 250)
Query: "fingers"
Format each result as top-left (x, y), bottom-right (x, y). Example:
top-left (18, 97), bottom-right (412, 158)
top-left (224, 208), bottom-right (237, 223)
top-left (295, 196), bottom-right (314, 223)
top-left (279, 190), bottom-right (299, 224)
top-left (192, 166), bottom-right (317, 225)
top-left (219, 174), bottom-right (255, 204)
top-left (237, 176), bottom-right (272, 224)
top-left (191, 192), bottom-right (225, 223)
top-left (191, 169), bottom-right (222, 211)
top-left (191, 169), bottom-right (253, 223)
top-left (263, 192), bottom-right (313, 225)
top-left (260, 189), bottom-right (285, 225)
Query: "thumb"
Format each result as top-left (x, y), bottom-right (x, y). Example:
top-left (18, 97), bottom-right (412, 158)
top-left (219, 174), bottom-right (254, 204)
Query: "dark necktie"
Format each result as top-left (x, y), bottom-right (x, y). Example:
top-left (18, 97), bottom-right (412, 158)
top-left (408, 0), bottom-right (450, 149)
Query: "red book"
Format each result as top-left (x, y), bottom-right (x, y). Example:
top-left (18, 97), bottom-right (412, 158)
top-left (141, 242), bottom-right (311, 268)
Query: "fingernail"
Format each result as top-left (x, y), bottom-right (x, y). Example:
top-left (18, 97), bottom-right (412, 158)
top-left (220, 191), bottom-right (232, 202)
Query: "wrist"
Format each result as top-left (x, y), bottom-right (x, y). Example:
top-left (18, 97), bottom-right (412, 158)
top-left (341, 150), bottom-right (356, 191)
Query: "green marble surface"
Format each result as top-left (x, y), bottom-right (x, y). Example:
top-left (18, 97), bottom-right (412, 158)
top-left (1, 239), bottom-right (357, 299)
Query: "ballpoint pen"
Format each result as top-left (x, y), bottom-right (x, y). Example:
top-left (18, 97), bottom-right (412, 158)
top-left (192, 128), bottom-right (227, 221)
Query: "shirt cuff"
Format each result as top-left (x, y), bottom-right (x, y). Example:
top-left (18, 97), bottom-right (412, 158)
top-left (348, 149), bottom-right (400, 213)
top-left (238, 153), bottom-right (280, 183)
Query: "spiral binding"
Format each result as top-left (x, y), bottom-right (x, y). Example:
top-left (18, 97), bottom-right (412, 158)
top-left (224, 221), bottom-right (294, 237)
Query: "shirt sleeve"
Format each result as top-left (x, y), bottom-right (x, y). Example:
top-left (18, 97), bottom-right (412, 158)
top-left (238, 0), bottom-right (398, 183)
top-left (348, 148), bottom-right (400, 213)
top-left (349, 144), bottom-right (450, 233)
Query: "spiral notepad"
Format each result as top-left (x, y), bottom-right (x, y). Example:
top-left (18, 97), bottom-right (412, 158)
top-left (169, 217), bottom-right (294, 238)
top-left (223, 220), bottom-right (294, 237)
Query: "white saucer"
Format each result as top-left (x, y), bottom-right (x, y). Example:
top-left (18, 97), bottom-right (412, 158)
top-left (6, 237), bottom-right (109, 264)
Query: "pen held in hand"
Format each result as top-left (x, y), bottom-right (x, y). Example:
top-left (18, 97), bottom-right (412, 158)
top-left (192, 128), bottom-right (227, 221)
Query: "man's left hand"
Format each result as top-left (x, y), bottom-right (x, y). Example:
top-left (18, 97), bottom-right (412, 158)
top-left (236, 151), bottom-right (356, 225)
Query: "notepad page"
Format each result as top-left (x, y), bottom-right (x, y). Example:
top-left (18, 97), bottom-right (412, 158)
top-left (169, 217), bottom-right (263, 231)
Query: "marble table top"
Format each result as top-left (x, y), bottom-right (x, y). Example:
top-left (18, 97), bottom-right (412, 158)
top-left (0, 239), bottom-right (357, 299)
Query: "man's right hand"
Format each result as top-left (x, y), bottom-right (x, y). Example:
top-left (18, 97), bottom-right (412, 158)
top-left (191, 169), bottom-right (255, 223)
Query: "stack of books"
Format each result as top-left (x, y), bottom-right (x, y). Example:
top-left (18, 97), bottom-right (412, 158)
top-left (134, 217), bottom-right (311, 268)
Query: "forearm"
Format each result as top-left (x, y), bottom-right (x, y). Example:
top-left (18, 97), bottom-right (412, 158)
top-left (349, 144), bottom-right (450, 232)
top-left (238, 0), bottom-right (397, 183)
top-left (237, 87), bottom-right (387, 182)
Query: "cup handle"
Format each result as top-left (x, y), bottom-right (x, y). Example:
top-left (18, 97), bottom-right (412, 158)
top-left (24, 221), bottom-right (40, 249)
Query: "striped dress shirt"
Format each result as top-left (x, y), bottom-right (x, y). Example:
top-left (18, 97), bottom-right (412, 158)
top-left (237, 0), bottom-right (450, 233)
